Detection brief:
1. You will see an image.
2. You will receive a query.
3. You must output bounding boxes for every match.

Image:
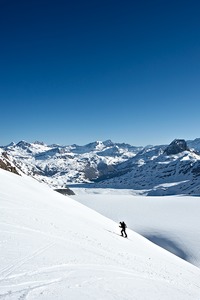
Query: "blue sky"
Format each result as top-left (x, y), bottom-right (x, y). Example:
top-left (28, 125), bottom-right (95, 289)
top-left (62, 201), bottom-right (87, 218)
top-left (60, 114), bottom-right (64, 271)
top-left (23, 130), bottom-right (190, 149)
top-left (0, 0), bottom-right (200, 146)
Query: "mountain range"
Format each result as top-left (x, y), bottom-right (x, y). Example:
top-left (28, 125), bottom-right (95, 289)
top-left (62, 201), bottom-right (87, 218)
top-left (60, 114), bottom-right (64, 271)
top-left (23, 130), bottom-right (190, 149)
top-left (1, 138), bottom-right (200, 195)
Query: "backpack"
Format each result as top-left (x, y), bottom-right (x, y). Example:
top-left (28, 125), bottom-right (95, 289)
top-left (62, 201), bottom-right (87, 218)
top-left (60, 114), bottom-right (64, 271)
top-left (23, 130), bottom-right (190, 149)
top-left (120, 221), bottom-right (126, 229)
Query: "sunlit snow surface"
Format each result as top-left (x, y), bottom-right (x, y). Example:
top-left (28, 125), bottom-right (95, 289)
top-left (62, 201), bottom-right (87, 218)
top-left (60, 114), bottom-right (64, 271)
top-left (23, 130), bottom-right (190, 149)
top-left (73, 188), bottom-right (200, 268)
top-left (0, 169), bottom-right (200, 299)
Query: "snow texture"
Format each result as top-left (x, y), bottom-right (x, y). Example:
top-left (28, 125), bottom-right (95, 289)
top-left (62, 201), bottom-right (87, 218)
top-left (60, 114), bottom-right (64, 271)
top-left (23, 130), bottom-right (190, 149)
top-left (0, 169), bottom-right (200, 299)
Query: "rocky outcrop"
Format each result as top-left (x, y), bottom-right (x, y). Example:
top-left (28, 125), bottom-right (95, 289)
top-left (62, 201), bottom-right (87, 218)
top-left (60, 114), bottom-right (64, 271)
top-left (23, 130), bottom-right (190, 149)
top-left (164, 139), bottom-right (189, 155)
top-left (0, 152), bottom-right (20, 175)
top-left (54, 188), bottom-right (75, 196)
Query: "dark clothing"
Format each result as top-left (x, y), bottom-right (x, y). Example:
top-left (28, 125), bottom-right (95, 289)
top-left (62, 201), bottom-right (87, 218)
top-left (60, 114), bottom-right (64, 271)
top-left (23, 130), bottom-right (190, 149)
top-left (119, 222), bottom-right (127, 238)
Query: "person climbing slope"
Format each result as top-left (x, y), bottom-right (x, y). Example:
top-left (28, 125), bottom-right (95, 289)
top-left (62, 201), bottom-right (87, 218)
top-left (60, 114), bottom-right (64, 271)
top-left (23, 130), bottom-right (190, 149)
top-left (119, 221), bottom-right (127, 238)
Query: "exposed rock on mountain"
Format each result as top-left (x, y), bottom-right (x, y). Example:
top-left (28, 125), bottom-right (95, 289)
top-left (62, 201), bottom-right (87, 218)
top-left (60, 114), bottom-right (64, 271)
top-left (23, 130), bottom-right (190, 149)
top-left (54, 188), bottom-right (75, 196)
top-left (0, 151), bottom-right (20, 175)
top-left (1, 138), bottom-right (200, 195)
top-left (93, 140), bottom-right (200, 195)
top-left (164, 139), bottom-right (189, 155)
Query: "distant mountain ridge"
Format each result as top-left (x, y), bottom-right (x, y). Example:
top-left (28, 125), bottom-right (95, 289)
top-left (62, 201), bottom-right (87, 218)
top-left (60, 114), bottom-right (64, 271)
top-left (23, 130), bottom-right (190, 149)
top-left (1, 138), bottom-right (200, 195)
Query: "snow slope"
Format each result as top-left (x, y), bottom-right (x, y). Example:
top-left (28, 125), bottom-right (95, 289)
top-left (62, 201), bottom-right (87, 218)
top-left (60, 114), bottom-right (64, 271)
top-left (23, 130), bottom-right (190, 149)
top-left (0, 169), bottom-right (200, 299)
top-left (73, 188), bottom-right (200, 268)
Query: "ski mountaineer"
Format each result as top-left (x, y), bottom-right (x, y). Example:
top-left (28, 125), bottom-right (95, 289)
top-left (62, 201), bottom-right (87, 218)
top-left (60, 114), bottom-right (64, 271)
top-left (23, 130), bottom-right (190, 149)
top-left (119, 221), bottom-right (127, 238)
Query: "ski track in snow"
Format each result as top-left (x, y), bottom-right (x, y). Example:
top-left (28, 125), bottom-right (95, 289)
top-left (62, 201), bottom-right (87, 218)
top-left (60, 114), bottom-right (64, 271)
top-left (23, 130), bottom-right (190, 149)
top-left (1, 229), bottom-right (199, 299)
top-left (1, 169), bottom-right (200, 299)
top-left (0, 263), bottom-right (197, 300)
top-left (0, 223), bottom-right (198, 299)
top-left (0, 242), bottom-right (55, 280)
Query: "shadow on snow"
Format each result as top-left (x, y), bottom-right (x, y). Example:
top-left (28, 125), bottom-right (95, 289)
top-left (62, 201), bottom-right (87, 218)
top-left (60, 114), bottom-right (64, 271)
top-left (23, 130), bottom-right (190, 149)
top-left (143, 234), bottom-right (191, 262)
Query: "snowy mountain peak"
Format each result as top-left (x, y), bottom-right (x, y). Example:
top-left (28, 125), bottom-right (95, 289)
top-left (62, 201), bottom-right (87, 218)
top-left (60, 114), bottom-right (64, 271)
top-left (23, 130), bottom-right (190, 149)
top-left (102, 139), bottom-right (114, 146)
top-left (1, 138), bottom-right (200, 195)
top-left (16, 140), bottom-right (32, 147)
top-left (82, 140), bottom-right (115, 151)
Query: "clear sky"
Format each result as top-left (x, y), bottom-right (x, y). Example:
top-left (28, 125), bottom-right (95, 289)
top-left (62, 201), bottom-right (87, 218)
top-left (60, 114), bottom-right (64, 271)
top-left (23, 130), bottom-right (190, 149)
top-left (0, 0), bottom-right (200, 147)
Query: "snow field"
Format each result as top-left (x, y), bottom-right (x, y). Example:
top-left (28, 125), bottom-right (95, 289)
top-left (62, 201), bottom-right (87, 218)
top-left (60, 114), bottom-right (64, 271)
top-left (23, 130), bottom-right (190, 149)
top-left (0, 169), bottom-right (200, 299)
top-left (73, 188), bottom-right (200, 268)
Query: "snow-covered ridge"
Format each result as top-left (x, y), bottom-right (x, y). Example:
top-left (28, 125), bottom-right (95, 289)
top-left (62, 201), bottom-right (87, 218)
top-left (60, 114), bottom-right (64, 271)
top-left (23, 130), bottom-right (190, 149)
top-left (92, 139), bottom-right (200, 195)
top-left (0, 140), bottom-right (142, 187)
top-left (0, 168), bottom-right (200, 299)
top-left (1, 138), bottom-right (200, 195)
